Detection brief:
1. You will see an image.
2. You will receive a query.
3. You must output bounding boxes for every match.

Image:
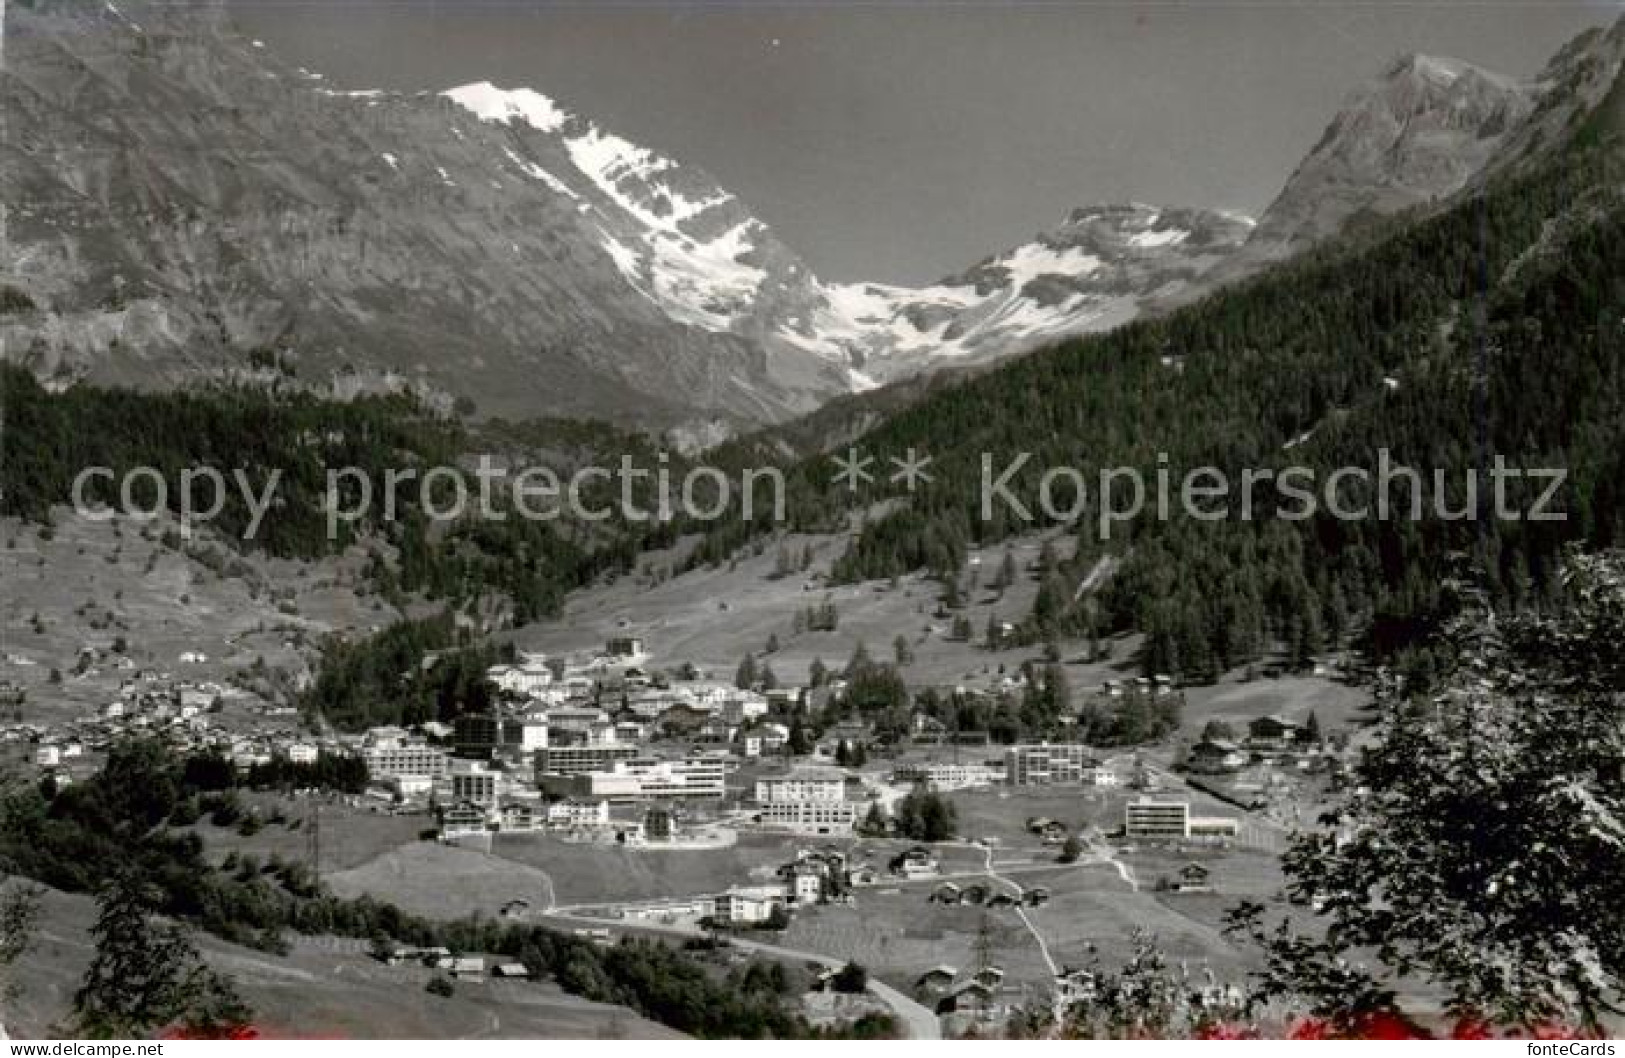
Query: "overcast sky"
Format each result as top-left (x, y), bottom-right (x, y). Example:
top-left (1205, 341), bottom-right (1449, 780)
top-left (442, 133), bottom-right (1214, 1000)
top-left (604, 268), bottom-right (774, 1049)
top-left (226, 1), bottom-right (1620, 284)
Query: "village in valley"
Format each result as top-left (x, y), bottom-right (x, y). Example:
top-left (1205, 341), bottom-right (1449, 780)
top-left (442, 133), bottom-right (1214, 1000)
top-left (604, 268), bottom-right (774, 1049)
top-left (0, 516), bottom-right (1367, 1038)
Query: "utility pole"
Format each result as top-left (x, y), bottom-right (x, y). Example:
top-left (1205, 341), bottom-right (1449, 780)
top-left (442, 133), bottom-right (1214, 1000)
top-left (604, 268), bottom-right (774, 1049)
top-left (974, 910), bottom-right (996, 977)
top-left (306, 802), bottom-right (321, 875)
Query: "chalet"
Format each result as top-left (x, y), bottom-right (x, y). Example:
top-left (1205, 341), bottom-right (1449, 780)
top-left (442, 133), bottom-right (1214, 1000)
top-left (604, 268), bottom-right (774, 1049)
top-left (500, 803), bottom-right (538, 832)
top-left (547, 798), bottom-right (610, 827)
top-left (763, 687), bottom-right (801, 712)
top-left (824, 718), bottom-right (872, 746)
top-left (937, 979), bottom-right (998, 1016)
top-left (1247, 714), bottom-right (1305, 749)
top-left (929, 882), bottom-right (962, 904)
top-left (387, 946), bottom-right (450, 967)
top-left (1037, 820), bottom-right (1069, 845)
top-left (439, 800), bottom-right (490, 835)
top-left (784, 864), bottom-right (824, 905)
top-left (807, 966), bottom-right (841, 993)
top-left (912, 714), bottom-right (948, 740)
top-left (713, 886), bottom-right (786, 925)
top-left (916, 965), bottom-right (958, 994)
top-left (892, 846), bottom-right (940, 880)
top-left (1186, 738), bottom-right (1247, 775)
top-left (757, 722), bottom-right (791, 752)
top-left (605, 636), bottom-right (646, 660)
top-left (1175, 862), bottom-right (1213, 893)
top-left (656, 704), bottom-right (710, 736)
top-left (442, 956), bottom-right (486, 978)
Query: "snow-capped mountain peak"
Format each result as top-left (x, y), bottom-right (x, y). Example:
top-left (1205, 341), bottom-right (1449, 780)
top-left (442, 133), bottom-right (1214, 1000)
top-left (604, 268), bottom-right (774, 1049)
top-left (788, 203), bottom-right (1255, 382)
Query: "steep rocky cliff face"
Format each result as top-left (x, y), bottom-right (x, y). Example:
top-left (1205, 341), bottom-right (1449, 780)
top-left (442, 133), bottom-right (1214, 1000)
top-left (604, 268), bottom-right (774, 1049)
top-left (1163, 20), bottom-right (1622, 304)
top-left (1243, 53), bottom-right (1535, 260)
top-left (0, 2), bottom-right (855, 427)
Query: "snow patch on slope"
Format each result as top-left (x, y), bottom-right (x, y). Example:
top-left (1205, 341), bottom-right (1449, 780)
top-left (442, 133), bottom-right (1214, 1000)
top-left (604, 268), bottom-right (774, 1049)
top-left (564, 125), bottom-right (732, 231)
top-left (597, 221), bottom-right (772, 331)
top-left (501, 147), bottom-right (577, 199)
top-left (443, 82), bottom-right (567, 132)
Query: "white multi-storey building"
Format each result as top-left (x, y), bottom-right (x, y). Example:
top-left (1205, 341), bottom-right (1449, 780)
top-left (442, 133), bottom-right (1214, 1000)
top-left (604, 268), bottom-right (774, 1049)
top-left (362, 732), bottom-right (449, 780)
top-left (713, 886), bottom-right (787, 925)
top-left (720, 692), bottom-right (769, 725)
top-left (544, 755), bottom-right (727, 802)
top-left (546, 798), bottom-right (611, 826)
top-left (450, 761), bottom-right (500, 806)
top-left (754, 767), bottom-right (846, 804)
top-left (507, 714), bottom-right (550, 754)
top-left (1124, 799), bottom-right (1190, 839)
top-left (893, 762), bottom-right (1006, 789)
top-left (758, 800), bottom-right (861, 835)
top-left (1004, 743), bottom-right (1098, 785)
top-left (487, 653), bottom-right (555, 698)
top-left (285, 743), bottom-right (319, 765)
top-left (537, 743), bottom-right (639, 776)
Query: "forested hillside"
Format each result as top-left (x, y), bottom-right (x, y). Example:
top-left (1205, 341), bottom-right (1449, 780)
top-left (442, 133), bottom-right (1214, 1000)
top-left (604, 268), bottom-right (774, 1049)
top-left (679, 98), bottom-right (1623, 682)
top-left (0, 370), bottom-right (667, 626)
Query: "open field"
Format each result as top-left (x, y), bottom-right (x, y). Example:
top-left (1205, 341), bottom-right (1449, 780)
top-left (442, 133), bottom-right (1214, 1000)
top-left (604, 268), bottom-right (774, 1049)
top-left (490, 831), bottom-right (986, 908)
top-left (1181, 671), bottom-right (1372, 734)
top-left (2, 887), bottom-right (679, 1040)
top-left (0, 511), bottom-right (392, 729)
top-left (186, 793), bottom-right (433, 875)
top-left (512, 529), bottom-right (1080, 691)
top-left (782, 883), bottom-right (1055, 995)
top-left (326, 841), bottom-right (560, 919)
top-left (948, 786), bottom-right (1127, 848)
top-left (775, 851), bottom-right (1275, 996)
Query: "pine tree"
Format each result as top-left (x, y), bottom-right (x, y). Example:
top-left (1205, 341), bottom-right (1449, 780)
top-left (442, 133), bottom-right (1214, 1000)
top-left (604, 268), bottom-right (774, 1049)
top-left (786, 716), bottom-right (810, 756)
top-left (73, 872), bottom-right (253, 1039)
top-left (0, 875), bottom-right (40, 1003)
top-left (1230, 555), bottom-right (1625, 1034)
top-left (846, 640), bottom-right (872, 676)
top-left (735, 654), bottom-right (758, 690)
top-left (858, 801), bottom-right (888, 836)
top-left (997, 550), bottom-right (1019, 591)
